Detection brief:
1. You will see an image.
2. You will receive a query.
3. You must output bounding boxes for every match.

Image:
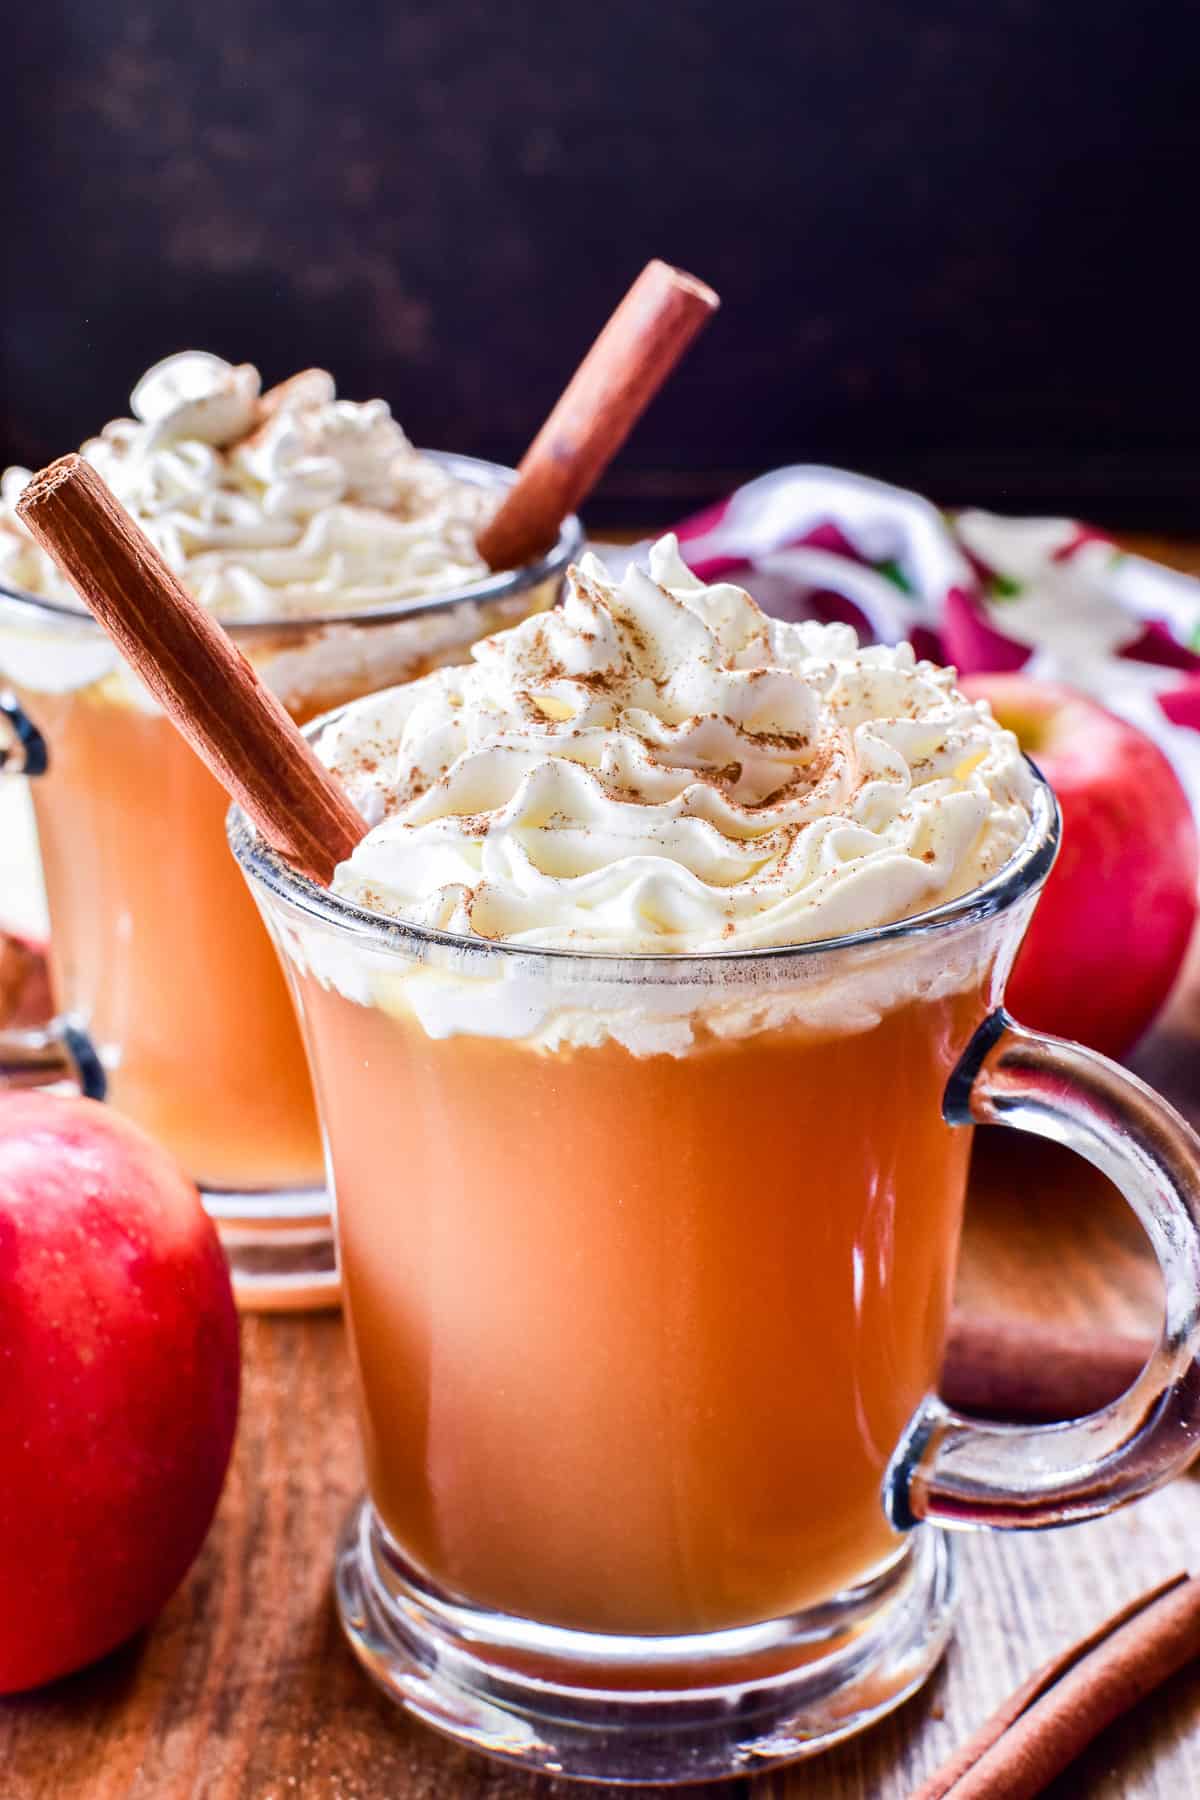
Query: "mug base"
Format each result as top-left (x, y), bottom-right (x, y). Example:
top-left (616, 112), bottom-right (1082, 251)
top-left (334, 1496), bottom-right (956, 1785)
top-left (200, 1184), bottom-right (339, 1311)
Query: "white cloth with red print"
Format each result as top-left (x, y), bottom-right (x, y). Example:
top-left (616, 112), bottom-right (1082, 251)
top-left (604, 465), bottom-right (1200, 811)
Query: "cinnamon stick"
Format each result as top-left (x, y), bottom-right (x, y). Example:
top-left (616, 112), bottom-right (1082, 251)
top-left (476, 259), bottom-right (719, 571)
top-left (16, 456), bottom-right (364, 885)
top-left (942, 1312), bottom-right (1150, 1423)
top-left (913, 1571), bottom-right (1200, 1799)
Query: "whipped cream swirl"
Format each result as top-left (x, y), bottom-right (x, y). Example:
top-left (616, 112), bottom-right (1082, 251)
top-left (0, 352), bottom-right (496, 620)
top-left (320, 537), bottom-right (1035, 952)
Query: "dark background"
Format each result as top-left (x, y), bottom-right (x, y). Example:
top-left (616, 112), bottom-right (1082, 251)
top-left (2, 0), bottom-right (1196, 527)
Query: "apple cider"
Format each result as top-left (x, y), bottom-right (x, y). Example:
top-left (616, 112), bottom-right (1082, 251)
top-left (18, 678), bottom-right (325, 1192)
top-left (229, 525), bottom-right (1058, 1771)
top-left (290, 968), bottom-right (986, 1635)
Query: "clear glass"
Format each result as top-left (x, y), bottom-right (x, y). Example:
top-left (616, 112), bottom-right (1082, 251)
top-left (229, 757), bottom-right (1200, 1782)
top-left (0, 452), bottom-right (582, 1309)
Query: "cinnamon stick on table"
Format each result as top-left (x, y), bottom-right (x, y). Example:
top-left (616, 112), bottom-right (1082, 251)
top-left (476, 258), bottom-right (719, 572)
top-left (914, 1571), bottom-right (1200, 1799)
top-left (16, 456), bottom-right (364, 886)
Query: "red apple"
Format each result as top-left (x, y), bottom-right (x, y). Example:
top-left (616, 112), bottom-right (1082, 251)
top-left (0, 1092), bottom-right (239, 1692)
top-left (961, 674), bottom-right (1199, 1057)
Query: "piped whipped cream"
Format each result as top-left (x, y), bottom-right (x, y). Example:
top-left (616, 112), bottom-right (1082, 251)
top-left (0, 352), bottom-right (496, 621)
top-left (319, 537), bottom-right (1035, 956)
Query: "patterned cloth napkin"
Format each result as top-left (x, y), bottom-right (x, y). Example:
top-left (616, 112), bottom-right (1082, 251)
top-left (608, 465), bottom-right (1200, 809)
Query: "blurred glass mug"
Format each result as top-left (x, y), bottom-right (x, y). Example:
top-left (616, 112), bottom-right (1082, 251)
top-left (230, 750), bottom-right (1200, 1782)
top-left (0, 454), bottom-right (581, 1308)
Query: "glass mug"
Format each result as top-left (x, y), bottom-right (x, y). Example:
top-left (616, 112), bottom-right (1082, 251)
top-left (230, 759), bottom-right (1200, 1783)
top-left (0, 452), bottom-right (582, 1308)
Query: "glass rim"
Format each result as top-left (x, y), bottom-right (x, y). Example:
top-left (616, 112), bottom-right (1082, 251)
top-left (228, 742), bottom-right (1060, 975)
top-left (0, 448), bottom-right (584, 636)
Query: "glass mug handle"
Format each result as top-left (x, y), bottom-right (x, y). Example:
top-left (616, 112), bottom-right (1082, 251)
top-left (888, 1009), bottom-right (1200, 1532)
top-left (0, 690), bottom-right (105, 1100)
top-left (0, 690), bottom-right (49, 777)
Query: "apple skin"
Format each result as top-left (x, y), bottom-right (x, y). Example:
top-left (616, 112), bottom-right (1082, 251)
top-left (0, 1092), bottom-right (240, 1693)
top-left (961, 674), bottom-right (1199, 1058)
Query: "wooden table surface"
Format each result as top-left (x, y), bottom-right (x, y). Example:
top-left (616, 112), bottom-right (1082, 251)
top-left (6, 533), bottom-right (1200, 1797)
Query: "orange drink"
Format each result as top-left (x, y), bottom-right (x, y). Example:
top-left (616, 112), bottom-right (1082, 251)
top-left (21, 679), bottom-right (322, 1191)
top-left (294, 969), bottom-right (982, 1635)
